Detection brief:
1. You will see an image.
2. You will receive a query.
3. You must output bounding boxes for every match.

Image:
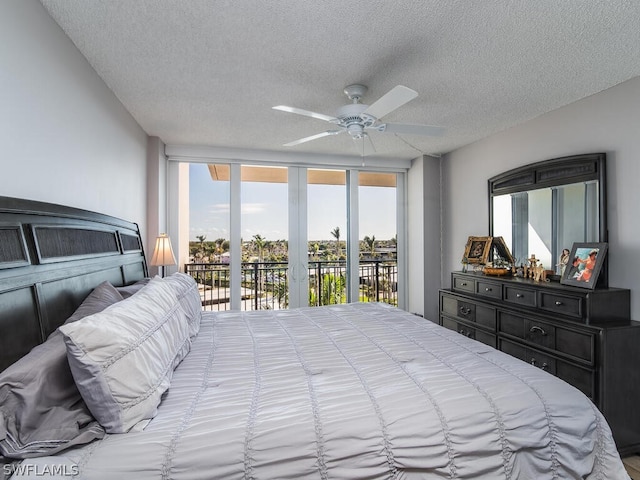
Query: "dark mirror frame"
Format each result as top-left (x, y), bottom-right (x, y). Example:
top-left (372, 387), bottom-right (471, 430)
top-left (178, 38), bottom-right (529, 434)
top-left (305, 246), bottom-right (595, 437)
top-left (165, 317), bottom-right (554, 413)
top-left (488, 153), bottom-right (607, 285)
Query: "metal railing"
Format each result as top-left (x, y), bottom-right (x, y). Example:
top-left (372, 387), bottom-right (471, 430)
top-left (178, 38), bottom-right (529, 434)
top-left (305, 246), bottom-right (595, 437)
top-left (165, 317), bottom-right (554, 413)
top-left (184, 260), bottom-right (397, 311)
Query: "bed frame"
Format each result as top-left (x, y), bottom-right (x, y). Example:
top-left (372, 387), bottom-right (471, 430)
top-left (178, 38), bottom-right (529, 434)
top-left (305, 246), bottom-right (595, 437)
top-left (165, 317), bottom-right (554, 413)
top-left (0, 196), bottom-right (147, 372)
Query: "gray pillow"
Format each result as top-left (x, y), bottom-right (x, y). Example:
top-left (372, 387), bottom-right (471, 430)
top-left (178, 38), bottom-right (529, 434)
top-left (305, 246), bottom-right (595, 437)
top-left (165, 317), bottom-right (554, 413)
top-left (64, 281), bottom-right (123, 324)
top-left (60, 276), bottom-right (194, 433)
top-left (115, 277), bottom-right (150, 299)
top-left (0, 281), bottom-right (123, 459)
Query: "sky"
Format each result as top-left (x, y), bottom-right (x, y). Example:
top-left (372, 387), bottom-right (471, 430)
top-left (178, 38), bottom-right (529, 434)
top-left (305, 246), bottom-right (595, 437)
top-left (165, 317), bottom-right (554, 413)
top-left (189, 164), bottom-right (396, 242)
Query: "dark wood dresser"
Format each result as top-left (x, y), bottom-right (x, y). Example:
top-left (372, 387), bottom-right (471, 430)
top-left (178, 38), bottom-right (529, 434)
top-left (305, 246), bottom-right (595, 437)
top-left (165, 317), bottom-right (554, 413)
top-left (439, 271), bottom-right (640, 455)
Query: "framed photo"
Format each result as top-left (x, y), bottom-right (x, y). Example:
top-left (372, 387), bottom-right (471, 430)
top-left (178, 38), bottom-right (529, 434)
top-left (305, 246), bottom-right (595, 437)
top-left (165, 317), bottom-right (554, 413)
top-left (560, 242), bottom-right (608, 289)
top-left (491, 236), bottom-right (515, 266)
top-left (462, 236), bottom-right (492, 265)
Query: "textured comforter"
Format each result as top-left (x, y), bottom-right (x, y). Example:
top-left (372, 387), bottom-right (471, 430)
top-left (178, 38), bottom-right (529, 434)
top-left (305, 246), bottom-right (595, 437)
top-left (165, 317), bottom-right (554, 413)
top-left (12, 303), bottom-right (629, 479)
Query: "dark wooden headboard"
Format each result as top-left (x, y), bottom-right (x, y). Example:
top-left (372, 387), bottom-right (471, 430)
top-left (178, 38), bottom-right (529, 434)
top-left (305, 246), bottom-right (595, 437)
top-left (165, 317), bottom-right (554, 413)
top-left (0, 196), bottom-right (148, 372)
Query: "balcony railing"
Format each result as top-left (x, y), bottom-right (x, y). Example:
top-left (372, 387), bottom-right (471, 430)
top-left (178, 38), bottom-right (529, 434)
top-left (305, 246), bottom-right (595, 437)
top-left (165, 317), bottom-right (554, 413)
top-left (184, 260), bottom-right (397, 311)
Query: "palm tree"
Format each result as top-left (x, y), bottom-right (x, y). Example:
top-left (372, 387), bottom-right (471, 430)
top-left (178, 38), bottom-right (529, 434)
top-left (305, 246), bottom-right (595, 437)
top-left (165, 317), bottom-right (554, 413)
top-left (363, 235), bottom-right (376, 258)
top-left (251, 234), bottom-right (268, 302)
top-left (330, 227), bottom-right (341, 258)
top-left (195, 235), bottom-right (207, 261)
top-left (311, 242), bottom-right (320, 261)
top-left (252, 234), bottom-right (266, 262)
top-left (214, 238), bottom-right (225, 256)
top-left (389, 234), bottom-right (397, 259)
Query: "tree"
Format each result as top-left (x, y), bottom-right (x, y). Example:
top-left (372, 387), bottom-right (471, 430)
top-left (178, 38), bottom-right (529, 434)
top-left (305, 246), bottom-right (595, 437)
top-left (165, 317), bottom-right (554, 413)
top-left (330, 226), bottom-right (341, 257)
top-left (363, 235), bottom-right (376, 258)
top-left (195, 235), bottom-right (207, 261)
top-left (311, 242), bottom-right (320, 261)
top-left (252, 234), bottom-right (266, 262)
top-left (214, 238), bottom-right (225, 255)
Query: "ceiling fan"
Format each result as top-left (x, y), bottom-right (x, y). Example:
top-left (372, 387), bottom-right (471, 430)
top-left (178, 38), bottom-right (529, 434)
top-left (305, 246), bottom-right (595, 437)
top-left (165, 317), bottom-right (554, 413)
top-left (273, 84), bottom-right (445, 154)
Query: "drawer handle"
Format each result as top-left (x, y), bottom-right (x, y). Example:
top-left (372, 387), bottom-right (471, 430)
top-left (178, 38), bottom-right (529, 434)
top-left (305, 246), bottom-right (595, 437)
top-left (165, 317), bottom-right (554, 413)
top-left (461, 282), bottom-right (468, 286)
top-left (516, 293), bottom-right (524, 298)
top-left (485, 287), bottom-right (492, 292)
top-left (530, 325), bottom-right (547, 336)
top-left (459, 306), bottom-right (471, 315)
top-left (530, 358), bottom-right (549, 371)
top-left (458, 328), bottom-right (473, 338)
top-left (555, 301), bottom-right (563, 306)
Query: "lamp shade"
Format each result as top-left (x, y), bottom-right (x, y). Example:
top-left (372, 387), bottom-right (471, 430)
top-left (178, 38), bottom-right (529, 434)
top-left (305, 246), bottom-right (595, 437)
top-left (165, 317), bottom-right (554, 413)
top-left (150, 233), bottom-right (177, 267)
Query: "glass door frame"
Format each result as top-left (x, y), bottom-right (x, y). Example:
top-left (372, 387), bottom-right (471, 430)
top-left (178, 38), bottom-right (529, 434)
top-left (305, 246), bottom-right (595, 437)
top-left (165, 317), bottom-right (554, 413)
top-left (168, 158), bottom-right (408, 311)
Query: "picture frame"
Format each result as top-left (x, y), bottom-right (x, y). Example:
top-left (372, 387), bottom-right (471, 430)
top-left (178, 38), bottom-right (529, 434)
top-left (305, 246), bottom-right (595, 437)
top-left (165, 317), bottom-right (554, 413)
top-left (560, 242), bottom-right (608, 290)
top-left (491, 236), bottom-right (515, 266)
top-left (462, 236), bottom-right (493, 265)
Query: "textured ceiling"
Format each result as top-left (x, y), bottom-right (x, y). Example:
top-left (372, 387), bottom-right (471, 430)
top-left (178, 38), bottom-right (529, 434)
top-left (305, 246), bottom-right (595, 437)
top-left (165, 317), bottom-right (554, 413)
top-left (40, 0), bottom-right (640, 164)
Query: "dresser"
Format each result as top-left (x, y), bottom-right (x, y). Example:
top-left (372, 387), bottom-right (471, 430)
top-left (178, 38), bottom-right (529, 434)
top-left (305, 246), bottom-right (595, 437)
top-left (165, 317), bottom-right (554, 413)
top-left (439, 271), bottom-right (640, 455)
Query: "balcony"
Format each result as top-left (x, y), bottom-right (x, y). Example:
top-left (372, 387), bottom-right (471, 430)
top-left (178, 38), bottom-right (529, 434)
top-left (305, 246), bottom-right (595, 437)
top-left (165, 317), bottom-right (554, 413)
top-left (184, 260), bottom-right (397, 311)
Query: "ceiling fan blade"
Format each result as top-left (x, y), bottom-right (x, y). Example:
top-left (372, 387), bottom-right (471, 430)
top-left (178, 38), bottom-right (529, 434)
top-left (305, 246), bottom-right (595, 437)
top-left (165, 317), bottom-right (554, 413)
top-left (283, 130), bottom-right (342, 147)
top-left (363, 85), bottom-right (418, 120)
top-left (377, 122), bottom-right (446, 136)
top-left (273, 105), bottom-right (338, 123)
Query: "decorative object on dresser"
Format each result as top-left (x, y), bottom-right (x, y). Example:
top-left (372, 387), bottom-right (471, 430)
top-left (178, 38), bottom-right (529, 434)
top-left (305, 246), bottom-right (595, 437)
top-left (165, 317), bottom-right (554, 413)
top-left (561, 242), bottom-right (608, 289)
top-left (439, 271), bottom-right (640, 455)
top-left (490, 235), bottom-right (515, 267)
top-left (461, 235), bottom-right (492, 265)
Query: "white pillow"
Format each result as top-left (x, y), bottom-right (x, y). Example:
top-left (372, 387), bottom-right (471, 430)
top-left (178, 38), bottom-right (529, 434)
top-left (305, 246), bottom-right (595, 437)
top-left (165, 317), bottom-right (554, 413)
top-left (162, 272), bottom-right (202, 339)
top-left (59, 275), bottom-right (193, 433)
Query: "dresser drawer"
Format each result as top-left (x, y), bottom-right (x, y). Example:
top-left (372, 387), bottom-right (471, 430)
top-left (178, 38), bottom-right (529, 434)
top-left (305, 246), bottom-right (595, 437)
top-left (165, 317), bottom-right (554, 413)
top-left (442, 294), bottom-right (476, 321)
top-left (498, 312), bottom-right (555, 350)
top-left (556, 361), bottom-right (595, 400)
top-left (452, 275), bottom-right (475, 293)
top-left (555, 327), bottom-right (594, 365)
top-left (440, 292), bottom-right (497, 331)
top-left (500, 339), bottom-right (556, 374)
top-left (475, 304), bottom-right (497, 330)
top-left (504, 285), bottom-right (536, 308)
top-left (499, 339), bottom-right (595, 399)
top-left (539, 291), bottom-right (582, 318)
top-left (476, 279), bottom-right (502, 300)
top-left (441, 317), bottom-right (497, 348)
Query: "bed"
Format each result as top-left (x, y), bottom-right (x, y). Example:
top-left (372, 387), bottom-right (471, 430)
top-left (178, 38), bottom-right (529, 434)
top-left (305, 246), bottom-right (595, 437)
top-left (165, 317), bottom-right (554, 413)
top-left (0, 197), bottom-right (630, 479)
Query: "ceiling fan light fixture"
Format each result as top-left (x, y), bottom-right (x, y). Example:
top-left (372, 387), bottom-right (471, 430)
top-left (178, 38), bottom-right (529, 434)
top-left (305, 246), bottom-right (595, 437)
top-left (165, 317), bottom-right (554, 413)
top-left (347, 123), bottom-right (365, 139)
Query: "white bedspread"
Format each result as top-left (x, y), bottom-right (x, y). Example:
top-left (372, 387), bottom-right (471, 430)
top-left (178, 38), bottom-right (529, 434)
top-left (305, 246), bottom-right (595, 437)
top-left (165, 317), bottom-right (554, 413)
top-left (11, 303), bottom-right (629, 479)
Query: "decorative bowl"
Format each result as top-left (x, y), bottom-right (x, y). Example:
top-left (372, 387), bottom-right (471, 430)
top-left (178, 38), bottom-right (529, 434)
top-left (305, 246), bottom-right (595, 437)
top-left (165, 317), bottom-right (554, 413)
top-left (483, 267), bottom-right (511, 276)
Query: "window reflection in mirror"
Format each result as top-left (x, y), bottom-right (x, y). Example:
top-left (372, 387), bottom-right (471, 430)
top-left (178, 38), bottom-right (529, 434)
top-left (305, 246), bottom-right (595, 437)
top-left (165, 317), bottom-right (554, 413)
top-left (492, 181), bottom-right (599, 274)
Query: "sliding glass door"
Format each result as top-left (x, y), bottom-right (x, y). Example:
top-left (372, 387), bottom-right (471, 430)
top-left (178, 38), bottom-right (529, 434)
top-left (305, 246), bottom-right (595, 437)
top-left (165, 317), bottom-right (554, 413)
top-left (358, 172), bottom-right (398, 305)
top-left (307, 169), bottom-right (347, 307)
top-left (184, 162), bottom-right (402, 311)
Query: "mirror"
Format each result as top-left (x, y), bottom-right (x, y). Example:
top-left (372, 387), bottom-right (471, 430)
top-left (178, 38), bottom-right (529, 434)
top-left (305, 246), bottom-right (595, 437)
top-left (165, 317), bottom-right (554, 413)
top-left (489, 153), bottom-right (606, 280)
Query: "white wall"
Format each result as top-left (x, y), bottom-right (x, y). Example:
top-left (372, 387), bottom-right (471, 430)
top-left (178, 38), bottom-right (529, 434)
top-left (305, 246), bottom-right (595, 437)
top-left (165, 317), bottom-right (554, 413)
top-left (443, 76), bottom-right (640, 319)
top-left (0, 1), bottom-right (148, 235)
